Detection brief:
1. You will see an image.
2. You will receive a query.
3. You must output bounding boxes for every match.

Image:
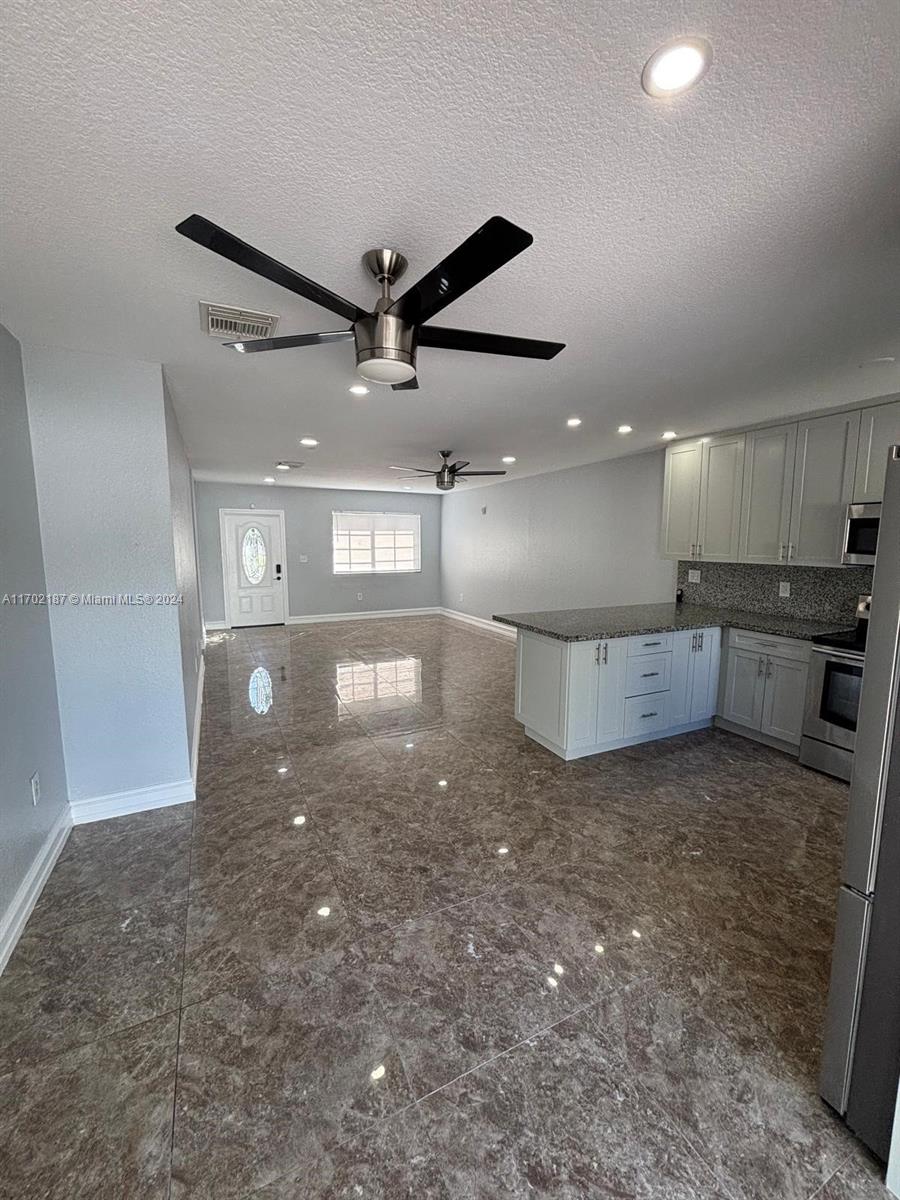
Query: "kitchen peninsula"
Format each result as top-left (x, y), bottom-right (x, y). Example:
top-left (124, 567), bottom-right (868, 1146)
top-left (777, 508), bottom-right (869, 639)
top-left (494, 601), bottom-right (854, 760)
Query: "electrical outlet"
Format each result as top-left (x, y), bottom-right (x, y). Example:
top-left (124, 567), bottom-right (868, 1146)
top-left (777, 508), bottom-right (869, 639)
top-left (357, 592), bottom-right (364, 601)
top-left (299, 554), bottom-right (308, 563)
top-left (30, 771), bottom-right (40, 807)
top-left (779, 580), bottom-right (791, 598)
top-left (481, 506), bottom-right (487, 515)
top-left (688, 569), bottom-right (701, 584)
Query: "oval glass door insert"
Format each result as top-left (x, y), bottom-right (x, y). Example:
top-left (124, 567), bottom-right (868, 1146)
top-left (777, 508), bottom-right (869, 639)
top-left (248, 666), bottom-right (273, 714)
top-left (241, 526), bottom-right (267, 585)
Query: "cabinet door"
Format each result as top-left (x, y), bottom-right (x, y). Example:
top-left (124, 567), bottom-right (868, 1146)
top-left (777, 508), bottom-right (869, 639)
top-left (662, 441), bottom-right (703, 558)
top-left (697, 434), bottom-right (745, 560)
top-left (760, 654), bottom-right (809, 746)
top-left (690, 627), bottom-right (721, 721)
top-left (595, 638), bottom-right (627, 744)
top-left (854, 399), bottom-right (900, 503)
top-left (668, 630), bottom-right (694, 726)
top-left (565, 641), bottom-right (601, 750)
top-left (789, 411), bottom-right (861, 565)
top-left (739, 424), bottom-right (797, 563)
top-left (721, 647), bottom-right (765, 730)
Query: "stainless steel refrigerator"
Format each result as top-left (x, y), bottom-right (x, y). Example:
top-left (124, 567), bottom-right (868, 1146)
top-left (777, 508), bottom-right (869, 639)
top-left (820, 444), bottom-right (900, 1161)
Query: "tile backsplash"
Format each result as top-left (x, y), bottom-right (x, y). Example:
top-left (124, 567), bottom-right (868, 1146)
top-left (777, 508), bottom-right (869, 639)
top-left (676, 561), bottom-right (873, 623)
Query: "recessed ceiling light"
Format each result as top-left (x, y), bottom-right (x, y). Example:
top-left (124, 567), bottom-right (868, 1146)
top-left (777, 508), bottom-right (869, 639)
top-left (275, 462), bottom-right (291, 471)
top-left (233, 343), bottom-right (246, 353)
top-left (567, 417), bottom-right (582, 428)
top-left (501, 456), bottom-right (517, 464)
top-left (402, 485), bottom-right (412, 491)
top-left (859, 356), bottom-right (896, 366)
top-left (661, 431), bottom-right (678, 440)
top-left (642, 37), bottom-right (711, 98)
top-left (263, 476), bottom-right (276, 483)
top-left (617, 425), bottom-right (633, 434)
top-left (349, 383), bottom-right (370, 395)
top-left (299, 437), bottom-right (319, 447)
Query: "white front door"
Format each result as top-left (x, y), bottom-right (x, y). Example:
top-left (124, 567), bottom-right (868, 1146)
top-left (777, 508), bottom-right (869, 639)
top-left (220, 509), bottom-right (286, 627)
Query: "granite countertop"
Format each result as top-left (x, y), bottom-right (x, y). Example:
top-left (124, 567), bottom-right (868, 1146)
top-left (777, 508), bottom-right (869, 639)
top-left (492, 602), bottom-right (855, 643)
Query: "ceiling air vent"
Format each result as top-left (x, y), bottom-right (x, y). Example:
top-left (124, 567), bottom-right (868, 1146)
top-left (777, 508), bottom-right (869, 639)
top-left (199, 301), bottom-right (279, 341)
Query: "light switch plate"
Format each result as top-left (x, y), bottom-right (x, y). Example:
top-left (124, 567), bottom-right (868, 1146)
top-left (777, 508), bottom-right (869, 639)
top-left (688, 569), bottom-right (701, 584)
top-left (299, 554), bottom-right (308, 563)
top-left (779, 580), bottom-right (791, 598)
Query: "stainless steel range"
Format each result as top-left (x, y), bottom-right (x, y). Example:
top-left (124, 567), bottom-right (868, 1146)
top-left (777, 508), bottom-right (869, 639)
top-left (799, 595), bottom-right (870, 782)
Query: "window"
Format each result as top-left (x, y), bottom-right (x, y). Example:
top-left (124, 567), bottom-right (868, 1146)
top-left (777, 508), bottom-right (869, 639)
top-left (241, 526), bottom-right (267, 585)
top-left (335, 658), bottom-right (422, 704)
top-left (332, 511), bottom-right (421, 574)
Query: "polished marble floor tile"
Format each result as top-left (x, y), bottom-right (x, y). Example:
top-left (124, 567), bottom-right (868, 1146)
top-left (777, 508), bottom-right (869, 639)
top-left (0, 895), bottom-right (186, 1069)
top-left (419, 1008), bottom-right (733, 1199)
top-left (363, 896), bottom-right (587, 1097)
top-left (4, 616), bottom-right (889, 1200)
top-left (172, 964), bottom-right (413, 1200)
top-left (0, 1013), bottom-right (178, 1200)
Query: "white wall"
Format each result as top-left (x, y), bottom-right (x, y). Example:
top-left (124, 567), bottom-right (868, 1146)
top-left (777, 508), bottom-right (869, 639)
top-left (440, 450), bottom-right (675, 619)
top-left (164, 384), bottom-right (203, 766)
top-left (23, 345), bottom-right (191, 806)
top-left (0, 325), bottom-right (69, 960)
top-left (195, 481), bottom-right (442, 623)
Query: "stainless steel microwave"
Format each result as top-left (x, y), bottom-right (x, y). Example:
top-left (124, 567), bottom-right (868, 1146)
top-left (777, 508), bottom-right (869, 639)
top-left (842, 502), bottom-right (880, 565)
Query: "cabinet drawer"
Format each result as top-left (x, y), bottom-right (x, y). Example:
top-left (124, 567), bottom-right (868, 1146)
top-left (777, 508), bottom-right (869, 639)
top-left (625, 653), bottom-right (672, 697)
top-left (627, 632), bottom-right (673, 656)
top-left (729, 628), bottom-right (810, 664)
top-left (624, 693), bottom-right (669, 737)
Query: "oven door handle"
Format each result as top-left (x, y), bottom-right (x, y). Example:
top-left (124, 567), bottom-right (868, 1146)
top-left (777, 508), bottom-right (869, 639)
top-left (810, 646), bottom-right (865, 664)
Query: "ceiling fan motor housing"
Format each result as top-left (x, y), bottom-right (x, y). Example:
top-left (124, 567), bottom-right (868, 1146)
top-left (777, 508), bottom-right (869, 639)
top-left (354, 300), bottom-right (418, 383)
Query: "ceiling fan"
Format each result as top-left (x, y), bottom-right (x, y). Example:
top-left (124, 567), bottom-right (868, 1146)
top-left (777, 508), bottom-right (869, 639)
top-left (390, 450), bottom-right (506, 491)
top-left (175, 214), bottom-right (565, 390)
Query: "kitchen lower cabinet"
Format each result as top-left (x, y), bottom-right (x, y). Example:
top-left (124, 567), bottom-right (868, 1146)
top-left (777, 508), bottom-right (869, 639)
top-left (514, 626), bottom-right (719, 760)
top-left (718, 629), bottom-right (810, 749)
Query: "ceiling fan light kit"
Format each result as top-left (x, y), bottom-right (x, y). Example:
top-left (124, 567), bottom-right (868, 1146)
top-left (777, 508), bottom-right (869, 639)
top-left (391, 449), bottom-right (507, 491)
top-left (176, 213), bottom-right (565, 391)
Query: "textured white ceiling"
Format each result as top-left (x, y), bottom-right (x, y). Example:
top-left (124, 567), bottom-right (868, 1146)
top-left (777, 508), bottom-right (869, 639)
top-left (2, 0), bottom-right (899, 492)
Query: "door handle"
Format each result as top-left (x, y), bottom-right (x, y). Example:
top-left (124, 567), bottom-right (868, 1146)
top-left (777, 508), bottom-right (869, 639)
top-left (274, 562), bottom-right (282, 581)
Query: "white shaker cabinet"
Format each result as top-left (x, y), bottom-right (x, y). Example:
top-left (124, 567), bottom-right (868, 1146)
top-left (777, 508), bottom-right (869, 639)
top-left (788, 410), bottom-right (860, 565)
top-left (854, 398), bottom-right (900, 503)
top-left (662, 434), bottom-right (745, 561)
top-left (669, 628), bottom-right (721, 725)
top-left (719, 629), bottom-right (810, 748)
top-left (738, 423), bottom-right (798, 564)
top-left (563, 637), bottom-right (627, 751)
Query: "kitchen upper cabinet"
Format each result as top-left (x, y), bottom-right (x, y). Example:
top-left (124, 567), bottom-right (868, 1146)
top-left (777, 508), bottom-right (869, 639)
top-left (854, 398), bottom-right (900, 503)
top-left (739, 424), bottom-right (798, 564)
top-left (788, 410), bottom-right (861, 565)
top-left (760, 654), bottom-right (808, 746)
top-left (662, 435), bottom-right (744, 561)
top-left (697, 434), bottom-right (746, 561)
top-left (662, 440), bottom-right (703, 558)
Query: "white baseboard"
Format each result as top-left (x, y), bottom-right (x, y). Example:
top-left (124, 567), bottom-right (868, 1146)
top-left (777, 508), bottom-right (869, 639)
top-left (286, 606), bottom-right (441, 625)
top-left (0, 805), bottom-right (72, 974)
top-left (70, 778), bottom-right (194, 826)
top-left (204, 621), bottom-right (228, 633)
top-left (191, 656), bottom-right (205, 786)
top-left (440, 607), bottom-right (518, 639)
top-left (524, 717), bottom-right (713, 761)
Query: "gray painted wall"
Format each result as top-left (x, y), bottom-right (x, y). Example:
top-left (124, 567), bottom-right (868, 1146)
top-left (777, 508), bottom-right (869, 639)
top-left (440, 450), bottom-right (676, 619)
top-left (23, 345), bottom-right (191, 802)
top-left (164, 385), bottom-right (203, 764)
top-left (195, 481), bottom-right (442, 623)
top-left (0, 325), bottom-right (69, 927)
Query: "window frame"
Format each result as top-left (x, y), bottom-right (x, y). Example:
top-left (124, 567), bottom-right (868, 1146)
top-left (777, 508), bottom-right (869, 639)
top-left (331, 510), bottom-right (422, 576)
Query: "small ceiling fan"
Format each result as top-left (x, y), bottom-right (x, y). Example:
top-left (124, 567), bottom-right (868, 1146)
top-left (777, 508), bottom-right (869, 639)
top-left (390, 450), bottom-right (506, 491)
top-left (175, 214), bottom-right (565, 390)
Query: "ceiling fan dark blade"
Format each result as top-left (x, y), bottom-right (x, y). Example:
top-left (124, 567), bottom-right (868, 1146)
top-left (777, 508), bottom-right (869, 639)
top-left (389, 465), bottom-right (436, 474)
top-left (418, 325), bottom-right (565, 359)
top-left (449, 460), bottom-right (470, 472)
top-left (176, 215), bottom-right (367, 323)
top-left (392, 376), bottom-right (419, 391)
top-left (224, 330), bottom-right (354, 353)
top-left (387, 216), bottom-right (533, 325)
top-left (455, 470), bottom-right (507, 477)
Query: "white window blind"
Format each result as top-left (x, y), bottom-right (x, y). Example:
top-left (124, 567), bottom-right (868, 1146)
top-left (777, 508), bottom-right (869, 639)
top-left (332, 511), bottom-right (421, 574)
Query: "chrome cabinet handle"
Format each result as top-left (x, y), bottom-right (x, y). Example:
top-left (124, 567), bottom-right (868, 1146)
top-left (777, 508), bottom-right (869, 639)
top-left (596, 642), bottom-right (608, 665)
top-left (595, 643), bottom-right (601, 664)
top-left (697, 544), bottom-right (703, 558)
top-left (640, 671), bottom-right (660, 678)
top-left (640, 711), bottom-right (659, 719)
top-left (787, 542), bottom-right (795, 560)
top-left (690, 543), bottom-right (696, 558)
top-left (766, 658), bottom-right (773, 679)
top-left (698, 631), bottom-right (704, 651)
top-left (778, 544), bottom-right (785, 562)
top-left (691, 633), bottom-right (697, 652)
top-left (757, 656), bottom-right (764, 676)
top-left (643, 640), bottom-right (662, 647)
